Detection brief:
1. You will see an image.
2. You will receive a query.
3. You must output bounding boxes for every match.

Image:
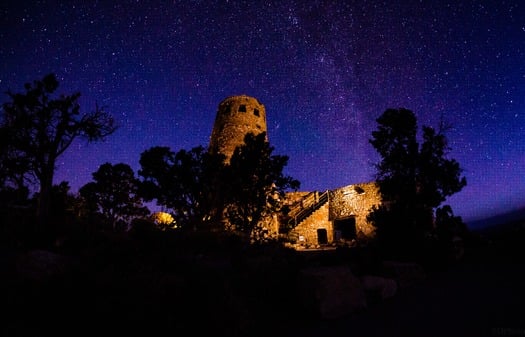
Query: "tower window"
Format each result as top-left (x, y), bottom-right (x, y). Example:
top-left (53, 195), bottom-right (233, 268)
top-left (354, 186), bottom-right (365, 194)
top-left (238, 105), bottom-right (246, 112)
top-left (254, 108), bottom-right (260, 116)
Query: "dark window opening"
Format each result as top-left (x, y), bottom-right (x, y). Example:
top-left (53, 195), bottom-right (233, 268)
top-left (254, 108), bottom-right (260, 116)
top-left (317, 228), bottom-right (328, 245)
top-left (354, 186), bottom-right (365, 194)
top-left (334, 217), bottom-right (357, 240)
top-left (238, 105), bottom-right (246, 112)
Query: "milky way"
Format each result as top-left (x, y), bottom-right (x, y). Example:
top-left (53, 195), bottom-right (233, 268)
top-left (1, 1), bottom-right (524, 225)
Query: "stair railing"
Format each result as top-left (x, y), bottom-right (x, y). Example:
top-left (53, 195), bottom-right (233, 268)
top-left (287, 190), bottom-right (329, 228)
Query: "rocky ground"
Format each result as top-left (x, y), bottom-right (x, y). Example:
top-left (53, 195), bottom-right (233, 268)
top-left (2, 224), bottom-right (524, 337)
top-left (282, 254), bottom-right (525, 337)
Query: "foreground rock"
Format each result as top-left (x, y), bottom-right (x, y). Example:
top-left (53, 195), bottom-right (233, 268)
top-left (382, 260), bottom-right (426, 288)
top-left (297, 265), bottom-right (367, 320)
top-left (15, 249), bottom-right (75, 282)
top-left (360, 275), bottom-right (397, 302)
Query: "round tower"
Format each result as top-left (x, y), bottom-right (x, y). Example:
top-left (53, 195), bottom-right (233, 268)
top-left (209, 95), bottom-right (267, 162)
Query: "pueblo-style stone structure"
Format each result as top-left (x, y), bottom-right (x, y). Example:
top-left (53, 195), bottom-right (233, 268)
top-left (209, 95), bottom-right (381, 247)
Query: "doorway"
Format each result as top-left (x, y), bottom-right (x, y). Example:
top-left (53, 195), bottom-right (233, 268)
top-left (334, 217), bottom-right (357, 240)
top-left (317, 228), bottom-right (328, 244)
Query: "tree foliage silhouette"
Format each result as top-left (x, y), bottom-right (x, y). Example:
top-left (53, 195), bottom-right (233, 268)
top-left (435, 205), bottom-right (468, 242)
top-left (1, 73), bottom-right (116, 231)
top-left (0, 126), bottom-right (31, 192)
top-left (224, 132), bottom-right (300, 242)
top-left (368, 108), bottom-right (466, 258)
top-left (139, 134), bottom-right (299, 239)
top-left (80, 163), bottom-right (149, 231)
top-left (32, 181), bottom-right (78, 226)
top-left (138, 145), bottom-right (225, 231)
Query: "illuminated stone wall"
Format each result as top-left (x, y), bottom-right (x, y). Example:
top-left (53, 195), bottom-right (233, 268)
top-left (283, 182), bottom-right (381, 246)
top-left (329, 182), bottom-right (381, 237)
top-left (291, 202), bottom-right (332, 246)
top-left (209, 95), bottom-right (267, 162)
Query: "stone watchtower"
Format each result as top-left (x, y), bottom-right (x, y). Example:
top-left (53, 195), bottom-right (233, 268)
top-left (209, 95), bottom-right (267, 162)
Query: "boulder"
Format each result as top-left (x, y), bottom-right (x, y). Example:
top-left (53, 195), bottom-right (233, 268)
top-left (360, 275), bottom-right (397, 301)
top-left (382, 260), bottom-right (426, 288)
top-left (297, 265), bottom-right (367, 320)
top-left (15, 250), bottom-right (73, 282)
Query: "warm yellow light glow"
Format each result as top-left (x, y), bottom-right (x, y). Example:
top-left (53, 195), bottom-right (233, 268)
top-left (151, 211), bottom-right (178, 229)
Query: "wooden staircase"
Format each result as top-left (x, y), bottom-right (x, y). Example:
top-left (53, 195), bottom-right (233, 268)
top-left (285, 190), bottom-right (329, 230)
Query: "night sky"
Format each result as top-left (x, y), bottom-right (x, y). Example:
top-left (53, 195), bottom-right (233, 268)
top-left (1, 1), bottom-right (524, 226)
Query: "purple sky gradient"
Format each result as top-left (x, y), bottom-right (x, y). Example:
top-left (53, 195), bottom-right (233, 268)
top-left (1, 1), bottom-right (524, 226)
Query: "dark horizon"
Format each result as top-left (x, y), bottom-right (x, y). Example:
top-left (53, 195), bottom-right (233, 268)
top-left (466, 206), bottom-right (525, 230)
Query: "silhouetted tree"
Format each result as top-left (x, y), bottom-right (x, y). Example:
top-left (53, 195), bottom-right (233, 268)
top-left (224, 132), bottom-right (300, 242)
top-left (1, 73), bottom-right (116, 232)
top-left (0, 119), bottom-right (33, 228)
top-left (435, 205), bottom-right (467, 241)
top-left (368, 109), bottom-right (466, 259)
top-left (80, 163), bottom-right (149, 231)
top-left (32, 181), bottom-right (77, 226)
top-left (138, 145), bottom-right (226, 231)
top-left (0, 183), bottom-right (31, 244)
top-left (0, 125), bottom-right (32, 191)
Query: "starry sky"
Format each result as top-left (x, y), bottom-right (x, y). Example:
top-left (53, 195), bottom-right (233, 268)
top-left (1, 1), bottom-right (524, 226)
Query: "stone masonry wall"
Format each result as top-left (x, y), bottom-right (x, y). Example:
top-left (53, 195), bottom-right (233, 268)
top-left (329, 182), bottom-right (381, 237)
top-left (291, 202), bottom-right (332, 246)
top-left (209, 95), bottom-right (267, 162)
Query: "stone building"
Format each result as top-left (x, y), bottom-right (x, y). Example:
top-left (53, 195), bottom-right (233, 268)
top-left (209, 95), bottom-right (267, 162)
top-left (209, 95), bottom-right (381, 246)
top-left (282, 183), bottom-right (381, 247)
